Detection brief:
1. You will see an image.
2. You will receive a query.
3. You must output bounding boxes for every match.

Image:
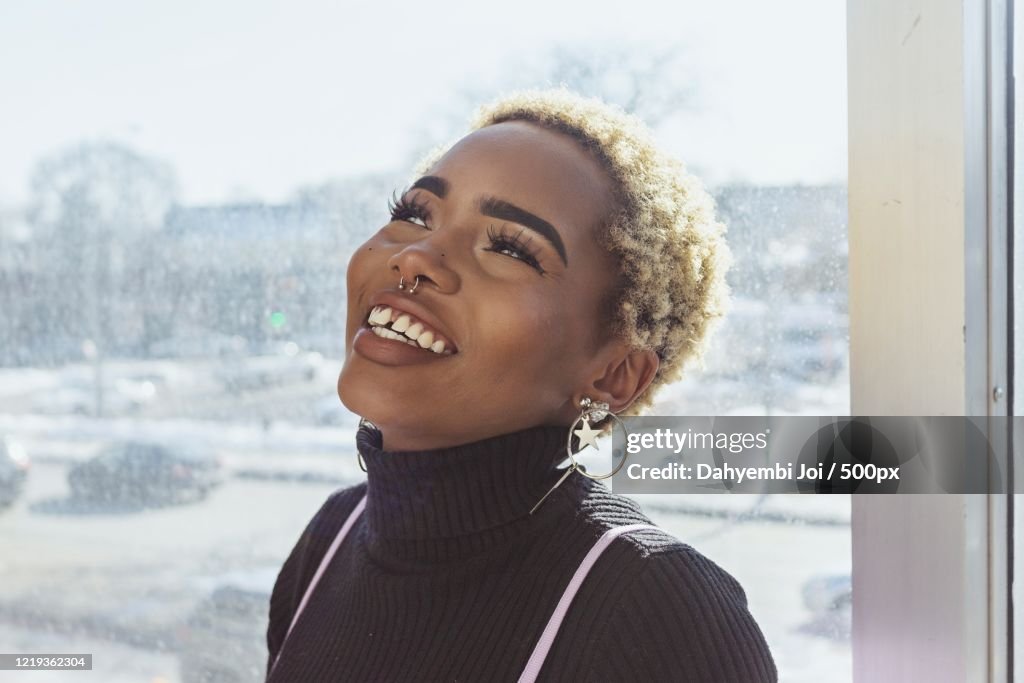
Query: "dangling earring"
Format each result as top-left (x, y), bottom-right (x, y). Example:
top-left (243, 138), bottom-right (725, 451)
top-left (529, 396), bottom-right (630, 515)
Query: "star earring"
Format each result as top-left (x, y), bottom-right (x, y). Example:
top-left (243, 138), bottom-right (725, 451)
top-left (529, 396), bottom-right (631, 515)
top-left (573, 398), bottom-right (607, 451)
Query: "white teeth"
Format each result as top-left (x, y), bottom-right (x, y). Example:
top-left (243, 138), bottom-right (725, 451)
top-left (392, 314), bottom-right (411, 333)
top-left (368, 306), bottom-right (392, 325)
top-left (396, 332), bottom-right (411, 344)
top-left (367, 304), bottom-right (455, 355)
top-left (385, 328), bottom-right (417, 346)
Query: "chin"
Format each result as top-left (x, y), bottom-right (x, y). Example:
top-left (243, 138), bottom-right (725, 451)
top-left (336, 363), bottom-right (362, 416)
top-left (337, 362), bottom-right (394, 427)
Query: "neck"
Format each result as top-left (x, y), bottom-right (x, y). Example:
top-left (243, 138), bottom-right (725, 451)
top-left (373, 422), bottom-right (519, 452)
top-left (355, 422), bottom-right (577, 565)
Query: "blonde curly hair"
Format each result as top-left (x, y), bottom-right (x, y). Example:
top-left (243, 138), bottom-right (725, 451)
top-left (414, 89), bottom-right (732, 417)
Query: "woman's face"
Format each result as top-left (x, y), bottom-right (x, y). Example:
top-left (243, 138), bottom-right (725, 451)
top-left (338, 120), bottom-right (621, 450)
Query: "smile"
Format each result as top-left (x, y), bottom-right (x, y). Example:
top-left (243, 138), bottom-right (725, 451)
top-left (365, 305), bottom-right (456, 355)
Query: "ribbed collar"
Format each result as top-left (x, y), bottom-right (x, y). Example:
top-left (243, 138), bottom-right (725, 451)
top-left (355, 422), bottom-right (577, 565)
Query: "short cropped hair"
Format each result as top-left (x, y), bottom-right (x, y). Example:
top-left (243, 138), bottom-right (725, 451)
top-left (414, 89), bottom-right (732, 418)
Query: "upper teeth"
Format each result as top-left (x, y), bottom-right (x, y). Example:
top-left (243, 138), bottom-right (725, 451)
top-left (367, 305), bottom-right (453, 355)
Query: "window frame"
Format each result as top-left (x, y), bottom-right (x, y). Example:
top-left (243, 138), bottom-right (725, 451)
top-left (847, 0), bottom-right (1013, 681)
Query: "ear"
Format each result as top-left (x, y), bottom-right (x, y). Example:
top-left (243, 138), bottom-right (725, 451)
top-left (576, 344), bottom-right (660, 415)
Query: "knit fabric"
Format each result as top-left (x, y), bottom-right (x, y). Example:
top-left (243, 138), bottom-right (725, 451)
top-left (266, 423), bottom-right (778, 682)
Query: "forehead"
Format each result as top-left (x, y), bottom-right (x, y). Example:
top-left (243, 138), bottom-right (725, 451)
top-left (427, 121), bottom-right (615, 246)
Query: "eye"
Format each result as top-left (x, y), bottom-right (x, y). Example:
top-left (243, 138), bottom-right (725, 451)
top-left (485, 224), bottom-right (545, 275)
top-left (387, 190), bottom-right (431, 228)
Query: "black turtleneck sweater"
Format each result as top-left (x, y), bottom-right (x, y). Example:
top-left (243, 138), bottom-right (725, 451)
top-left (265, 424), bottom-right (777, 682)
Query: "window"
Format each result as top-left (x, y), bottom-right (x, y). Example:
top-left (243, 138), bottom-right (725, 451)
top-left (0, 2), bottom-right (848, 681)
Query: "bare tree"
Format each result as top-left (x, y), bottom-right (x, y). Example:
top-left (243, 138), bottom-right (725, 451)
top-left (27, 141), bottom-right (178, 413)
top-left (29, 141), bottom-right (177, 238)
top-left (401, 41), bottom-right (699, 168)
top-left (544, 44), bottom-right (698, 127)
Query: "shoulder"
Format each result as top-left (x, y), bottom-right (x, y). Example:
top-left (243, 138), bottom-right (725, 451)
top-left (569, 482), bottom-right (754, 612)
top-left (283, 481), bottom-right (368, 587)
top-left (572, 485), bottom-right (750, 600)
top-left (568, 485), bottom-right (777, 682)
top-left (586, 544), bottom-right (777, 682)
top-left (302, 481), bottom-right (368, 544)
top-left (266, 482), bottom-right (367, 669)
top-left (270, 479), bottom-right (367, 594)
top-left (570, 480), bottom-right (684, 555)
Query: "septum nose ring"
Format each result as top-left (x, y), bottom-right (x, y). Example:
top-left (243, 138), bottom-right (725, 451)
top-left (399, 275), bottom-right (420, 294)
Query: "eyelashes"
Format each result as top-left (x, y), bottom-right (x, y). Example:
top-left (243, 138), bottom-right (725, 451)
top-left (387, 190), bottom-right (430, 227)
top-left (386, 190), bottom-right (546, 275)
top-left (483, 224), bottom-right (545, 273)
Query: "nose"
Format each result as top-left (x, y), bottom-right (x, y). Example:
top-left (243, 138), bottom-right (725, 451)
top-left (386, 232), bottom-right (460, 294)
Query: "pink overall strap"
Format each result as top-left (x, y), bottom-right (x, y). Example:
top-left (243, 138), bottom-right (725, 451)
top-left (517, 523), bottom-right (662, 683)
top-left (270, 492), bottom-right (368, 677)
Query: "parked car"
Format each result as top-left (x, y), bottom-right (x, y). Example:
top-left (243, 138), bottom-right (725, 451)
top-left (0, 435), bottom-right (30, 509)
top-left (800, 573), bottom-right (851, 640)
top-left (177, 566), bottom-right (279, 683)
top-left (218, 343), bottom-right (323, 393)
top-left (32, 378), bottom-right (158, 417)
top-left (68, 441), bottom-right (223, 505)
top-left (803, 573), bottom-right (851, 612)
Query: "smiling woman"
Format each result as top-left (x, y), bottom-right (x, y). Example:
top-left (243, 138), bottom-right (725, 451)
top-left (265, 89), bottom-right (776, 682)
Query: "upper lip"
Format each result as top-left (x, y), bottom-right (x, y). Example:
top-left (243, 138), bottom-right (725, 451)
top-left (365, 291), bottom-right (460, 353)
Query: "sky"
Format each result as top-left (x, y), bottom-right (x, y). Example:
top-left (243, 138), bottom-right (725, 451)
top-left (0, 0), bottom-right (847, 207)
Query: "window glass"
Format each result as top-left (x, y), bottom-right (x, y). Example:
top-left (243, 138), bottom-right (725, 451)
top-left (0, 2), bottom-right (849, 681)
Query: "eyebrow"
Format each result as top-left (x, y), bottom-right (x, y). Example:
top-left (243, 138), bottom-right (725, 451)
top-left (479, 196), bottom-right (568, 267)
top-left (408, 175), bottom-right (569, 267)
top-left (410, 175), bottom-right (449, 199)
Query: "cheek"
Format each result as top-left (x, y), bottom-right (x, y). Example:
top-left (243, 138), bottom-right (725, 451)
top-left (346, 234), bottom-right (394, 293)
top-left (475, 295), bottom-right (576, 377)
top-left (344, 238), bottom-right (390, 329)
top-left (346, 238), bottom-right (375, 288)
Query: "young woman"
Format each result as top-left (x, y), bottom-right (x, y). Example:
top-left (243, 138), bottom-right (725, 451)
top-left (266, 90), bottom-right (777, 682)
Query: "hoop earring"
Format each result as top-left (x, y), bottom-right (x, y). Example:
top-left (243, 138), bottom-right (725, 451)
top-left (356, 417), bottom-right (379, 472)
top-left (529, 397), bottom-right (630, 515)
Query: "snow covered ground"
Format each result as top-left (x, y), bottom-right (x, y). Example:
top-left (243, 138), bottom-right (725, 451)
top-left (0, 359), bottom-right (852, 682)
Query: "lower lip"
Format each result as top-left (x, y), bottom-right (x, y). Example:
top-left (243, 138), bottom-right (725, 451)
top-left (353, 325), bottom-right (456, 366)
